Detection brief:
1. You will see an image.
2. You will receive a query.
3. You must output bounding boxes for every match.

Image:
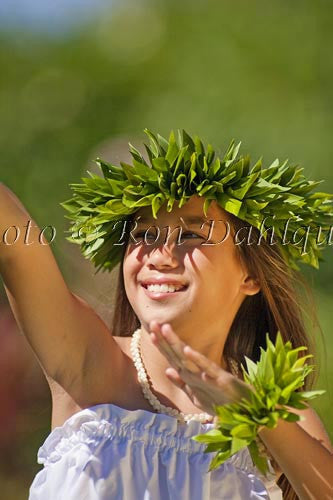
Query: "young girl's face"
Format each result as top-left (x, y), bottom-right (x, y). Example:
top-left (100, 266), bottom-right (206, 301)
top-left (123, 195), bottom-right (259, 339)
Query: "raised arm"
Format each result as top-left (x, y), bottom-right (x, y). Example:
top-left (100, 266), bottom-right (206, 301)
top-left (0, 182), bottom-right (125, 403)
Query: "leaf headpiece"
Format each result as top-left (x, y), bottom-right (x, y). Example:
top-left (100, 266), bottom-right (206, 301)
top-left (61, 128), bottom-right (333, 272)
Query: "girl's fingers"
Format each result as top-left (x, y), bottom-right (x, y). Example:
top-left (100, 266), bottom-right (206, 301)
top-left (159, 324), bottom-right (200, 373)
top-left (149, 322), bottom-right (218, 378)
top-left (165, 368), bottom-right (199, 404)
top-left (183, 345), bottom-right (221, 378)
top-left (149, 321), bottom-right (183, 370)
top-left (160, 324), bottom-right (186, 359)
top-left (165, 367), bottom-right (186, 389)
top-left (149, 322), bottom-right (252, 410)
top-left (149, 321), bottom-right (192, 370)
top-left (149, 320), bottom-right (176, 354)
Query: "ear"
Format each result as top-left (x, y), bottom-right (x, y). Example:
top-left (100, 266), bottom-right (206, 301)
top-left (239, 275), bottom-right (261, 296)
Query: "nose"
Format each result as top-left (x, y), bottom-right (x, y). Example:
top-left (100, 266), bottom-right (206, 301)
top-left (146, 239), bottom-right (180, 268)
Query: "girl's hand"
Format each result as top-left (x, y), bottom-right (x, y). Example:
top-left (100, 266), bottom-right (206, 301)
top-left (148, 320), bottom-right (255, 416)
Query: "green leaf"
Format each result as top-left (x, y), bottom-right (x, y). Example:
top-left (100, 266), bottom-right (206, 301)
top-left (181, 129), bottom-right (195, 152)
top-left (231, 437), bottom-right (249, 455)
top-left (143, 128), bottom-right (161, 157)
top-left (227, 171), bottom-right (260, 200)
top-left (298, 389), bottom-right (326, 399)
top-left (156, 133), bottom-right (169, 154)
top-left (194, 135), bottom-right (205, 156)
top-left (151, 193), bottom-right (165, 218)
top-left (204, 442), bottom-right (229, 453)
top-left (207, 450), bottom-right (231, 472)
top-left (128, 142), bottom-right (148, 166)
top-left (230, 424), bottom-right (254, 439)
top-left (206, 143), bottom-right (215, 165)
top-left (152, 157), bottom-right (169, 173)
top-left (166, 130), bottom-right (179, 165)
top-left (132, 160), bottom-right (159, 182)
top-left (283, 412), bottom-right (301, 423)
top-left (248, 440), bottom-right (271, 477)
top-left (215, 193), bottom-right (243, 216)
top-left (192, 429), bottom-right (232, 444)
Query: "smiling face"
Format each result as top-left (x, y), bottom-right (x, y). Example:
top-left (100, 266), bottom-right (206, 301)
top-left (123, 195), bottom-right (260, 347)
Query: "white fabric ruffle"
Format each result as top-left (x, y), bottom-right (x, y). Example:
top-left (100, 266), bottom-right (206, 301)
top-left (29, 403), bottom-right (282, 499)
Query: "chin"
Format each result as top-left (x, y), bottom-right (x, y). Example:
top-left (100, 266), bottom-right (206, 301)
top-left (140, 313), bottom-right (184, 330)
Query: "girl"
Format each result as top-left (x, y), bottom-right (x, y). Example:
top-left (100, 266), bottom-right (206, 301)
top-left (1, 129), bottom-right (332, 500)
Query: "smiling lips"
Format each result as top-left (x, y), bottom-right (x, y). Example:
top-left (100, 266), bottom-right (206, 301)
top-left (142, 283), bottom-right (186, 292)
top-left (141, 282), bottom-right (188, 299)
top-left (139, 276), bottom-right (189, 299)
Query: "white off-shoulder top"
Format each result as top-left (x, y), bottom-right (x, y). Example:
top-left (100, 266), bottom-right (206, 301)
top-left (28, 402), bottom-right (283, 499)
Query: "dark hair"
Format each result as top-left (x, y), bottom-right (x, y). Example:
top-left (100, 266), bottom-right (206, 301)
top-left (111, 209), bottom-right (324, 500)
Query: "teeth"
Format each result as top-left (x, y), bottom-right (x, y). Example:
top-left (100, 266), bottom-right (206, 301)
top-left (145, 283), bottom-right (184, 293)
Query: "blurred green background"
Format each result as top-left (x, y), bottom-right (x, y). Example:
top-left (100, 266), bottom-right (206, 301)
top-left (0, 0), bottom-right (332, 498)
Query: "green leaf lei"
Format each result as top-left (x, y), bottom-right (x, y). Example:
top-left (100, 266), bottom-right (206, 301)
top-left (191, 331), bottom-right (325, 477)
top-left (60, 128), bottom-right (333, 273)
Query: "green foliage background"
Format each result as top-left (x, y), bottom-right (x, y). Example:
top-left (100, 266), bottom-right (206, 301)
top-left (0, 0), bottom-right (332, 498)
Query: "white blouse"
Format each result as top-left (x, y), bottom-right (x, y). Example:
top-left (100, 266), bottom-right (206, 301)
top-left (29, 403), bottom-right (283, 499)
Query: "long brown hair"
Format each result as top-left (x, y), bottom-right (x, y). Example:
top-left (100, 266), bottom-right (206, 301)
top-left (111, 209), bottom-right (324, 500)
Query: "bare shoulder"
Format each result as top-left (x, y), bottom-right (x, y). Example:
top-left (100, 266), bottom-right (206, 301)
top-left (291, 406), bottom-right (333, 454)
top-left (112, 335), bottom-right (132, 354)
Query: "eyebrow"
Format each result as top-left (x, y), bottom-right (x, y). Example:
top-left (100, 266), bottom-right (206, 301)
top-left (135, 216), bottom-right (211, 226)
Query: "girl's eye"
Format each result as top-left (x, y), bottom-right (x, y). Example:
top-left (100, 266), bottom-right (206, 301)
top-left (133, 230), bottom-right (203, 241)
top-left (134, 231), bottom-right (156, 240)
top-left (181, 231), bottom-right (203, 239)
